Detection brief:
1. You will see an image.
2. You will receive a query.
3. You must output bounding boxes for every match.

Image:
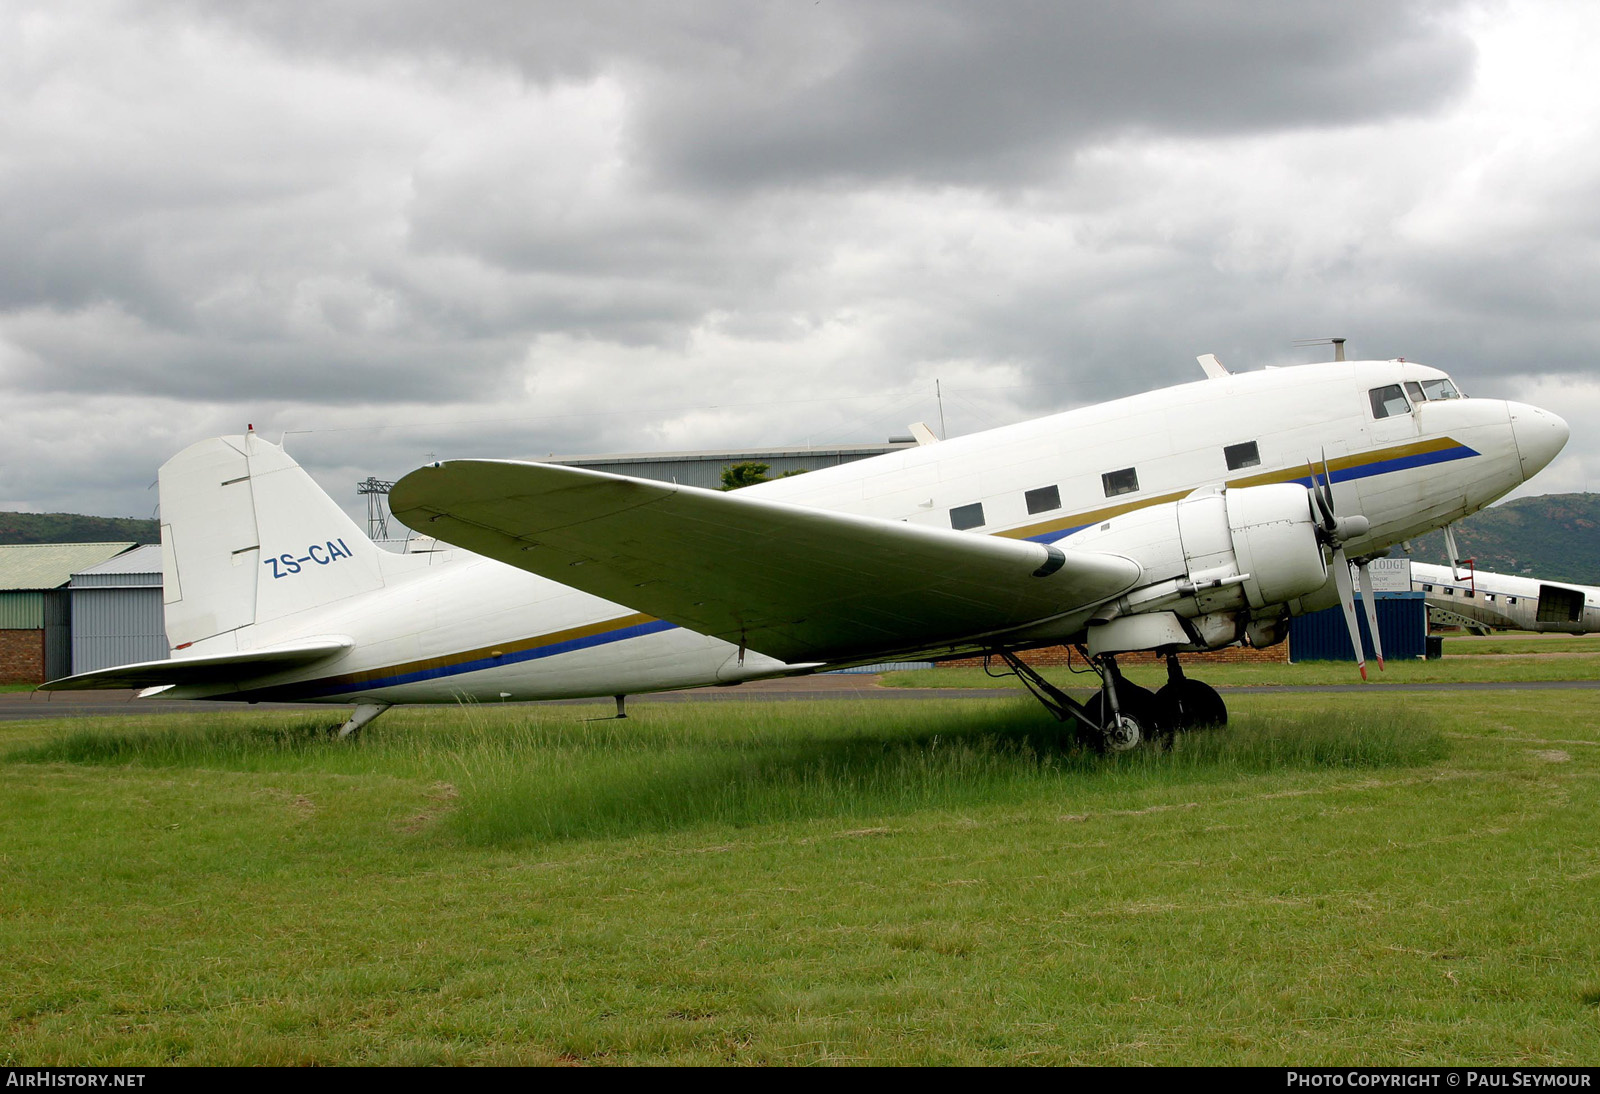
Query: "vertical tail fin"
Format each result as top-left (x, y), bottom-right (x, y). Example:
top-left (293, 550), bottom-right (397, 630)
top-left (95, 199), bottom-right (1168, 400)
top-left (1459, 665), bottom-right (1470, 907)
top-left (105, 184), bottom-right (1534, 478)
top-left (159, 433), bottom-right (386, 649)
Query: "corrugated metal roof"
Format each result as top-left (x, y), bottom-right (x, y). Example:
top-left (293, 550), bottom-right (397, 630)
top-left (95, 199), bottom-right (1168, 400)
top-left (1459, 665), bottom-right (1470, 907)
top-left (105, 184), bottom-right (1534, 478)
top-left (0, 543), bottom-right (136, 592)
top-left (71, 542), bottom-right (162, 579)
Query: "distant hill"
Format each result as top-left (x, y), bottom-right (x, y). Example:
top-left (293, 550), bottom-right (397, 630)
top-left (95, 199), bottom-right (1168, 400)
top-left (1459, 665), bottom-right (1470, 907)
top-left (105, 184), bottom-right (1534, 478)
top-left (1401, 493), bottom-right (1600, 585)
top-left (0, 512), bottom-right (159, 546)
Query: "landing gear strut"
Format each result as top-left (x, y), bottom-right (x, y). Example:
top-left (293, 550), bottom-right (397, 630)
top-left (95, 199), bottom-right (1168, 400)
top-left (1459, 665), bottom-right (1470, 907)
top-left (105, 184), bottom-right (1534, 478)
top-left (994, 648), bottom-right (1229, 749)
top-left (1079, 658), bottom-right (1160, 751)
top-left (994, 649), bottom-right (1154, 752)
top-left (1154, 653), bottom-right (1228, 731)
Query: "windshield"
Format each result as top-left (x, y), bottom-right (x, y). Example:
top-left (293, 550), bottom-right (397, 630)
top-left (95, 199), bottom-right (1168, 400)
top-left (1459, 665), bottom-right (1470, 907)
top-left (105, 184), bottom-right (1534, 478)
top-left (1418, 377), bottom-right (1461, 401)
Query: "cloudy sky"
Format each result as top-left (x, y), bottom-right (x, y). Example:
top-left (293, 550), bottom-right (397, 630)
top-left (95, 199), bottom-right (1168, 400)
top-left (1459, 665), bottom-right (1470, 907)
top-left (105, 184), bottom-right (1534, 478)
top-left (3, 0), bottom-right (1597, 524)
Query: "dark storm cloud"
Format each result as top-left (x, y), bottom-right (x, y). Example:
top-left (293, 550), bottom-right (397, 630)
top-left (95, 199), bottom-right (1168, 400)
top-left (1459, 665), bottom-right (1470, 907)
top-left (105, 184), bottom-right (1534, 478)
top-left (169, 1), bottom-right (1476, 188)
top-left (2, 0), bottom-right (1481, 403)
top-left (7, 0), bottom-right (1599, 516)
top-left (0, 309), bottom-right (525, 404)
top-left (642, 2), bottom-right (1478, 188)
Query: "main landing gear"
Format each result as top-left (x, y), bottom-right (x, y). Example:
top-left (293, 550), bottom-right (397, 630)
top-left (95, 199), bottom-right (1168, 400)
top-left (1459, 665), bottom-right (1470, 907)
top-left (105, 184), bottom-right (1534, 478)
top-left (1154, 653), bottom-right (1228, 734)
top-left (995, 649), bottom-right (1226, 752)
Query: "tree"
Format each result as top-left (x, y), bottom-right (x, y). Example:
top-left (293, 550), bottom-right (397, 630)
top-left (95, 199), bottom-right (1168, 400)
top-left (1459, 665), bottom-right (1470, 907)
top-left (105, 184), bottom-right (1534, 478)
top-left (719, 461), bottom-right (771, 490)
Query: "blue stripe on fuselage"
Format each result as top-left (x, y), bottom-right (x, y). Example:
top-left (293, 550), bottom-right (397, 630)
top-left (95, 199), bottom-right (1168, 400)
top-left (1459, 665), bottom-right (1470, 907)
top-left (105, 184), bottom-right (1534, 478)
top-left (268, 617), bottom-right (680, 700)
top-left (1021, 441), bottom-right (1478, 542)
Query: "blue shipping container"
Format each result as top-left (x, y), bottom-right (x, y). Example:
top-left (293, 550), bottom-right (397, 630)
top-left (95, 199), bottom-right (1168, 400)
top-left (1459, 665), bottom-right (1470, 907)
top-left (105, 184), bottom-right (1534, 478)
top-left (1288, 592), bottom-right (1427, 663)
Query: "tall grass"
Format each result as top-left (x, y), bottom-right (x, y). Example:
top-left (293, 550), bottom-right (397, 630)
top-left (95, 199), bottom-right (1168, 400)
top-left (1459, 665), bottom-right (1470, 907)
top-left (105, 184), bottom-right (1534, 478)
top-left (884, 652), bottom-right (1600, 688)
top-left (11, 699), bottom-right (1446, 847)
top-left (19, 691), bottom-right (1581, 1066)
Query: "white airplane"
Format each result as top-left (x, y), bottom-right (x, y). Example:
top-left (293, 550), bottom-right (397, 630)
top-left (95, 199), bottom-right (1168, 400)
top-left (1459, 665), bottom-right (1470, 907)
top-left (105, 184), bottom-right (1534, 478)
top-left (1412, 562), bottom-right (1600, 633)
top-left (42, 357), bottom-right (1569, 750)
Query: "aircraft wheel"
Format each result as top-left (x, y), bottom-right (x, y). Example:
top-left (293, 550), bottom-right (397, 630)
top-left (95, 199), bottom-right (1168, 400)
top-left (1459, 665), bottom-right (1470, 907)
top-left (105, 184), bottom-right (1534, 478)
top-left (1155, 678), bottom-right (1228, 732)
top-left (1081, 684), bottom-right (1160, 752)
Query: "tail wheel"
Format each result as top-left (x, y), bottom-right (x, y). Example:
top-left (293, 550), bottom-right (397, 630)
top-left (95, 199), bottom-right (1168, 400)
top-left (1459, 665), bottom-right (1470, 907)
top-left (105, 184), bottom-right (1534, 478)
top-left (1154, 678), bottom-right (1227, 732)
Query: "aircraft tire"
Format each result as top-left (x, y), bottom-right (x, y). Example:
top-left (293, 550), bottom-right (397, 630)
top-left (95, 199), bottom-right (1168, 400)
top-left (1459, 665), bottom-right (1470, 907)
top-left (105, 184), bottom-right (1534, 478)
top-left (1155, 678), bottom-right (1228, 732)
top-left (1081, 684), bottom-right (1160, 752)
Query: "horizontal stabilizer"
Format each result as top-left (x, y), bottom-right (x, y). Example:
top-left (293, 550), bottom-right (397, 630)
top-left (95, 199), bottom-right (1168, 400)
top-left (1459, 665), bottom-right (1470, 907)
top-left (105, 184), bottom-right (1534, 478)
top-left (38, 636), bottom-right (354, 692)
top-left (391, 460), bottom-right (1141, 663)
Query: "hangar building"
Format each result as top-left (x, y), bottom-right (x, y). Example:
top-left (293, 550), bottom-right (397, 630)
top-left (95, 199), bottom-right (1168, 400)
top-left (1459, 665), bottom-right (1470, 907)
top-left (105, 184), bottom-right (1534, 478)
top-left (67, 543), bottom-right (166, 675)
top-left (0, 542), bottom-right (136, 684)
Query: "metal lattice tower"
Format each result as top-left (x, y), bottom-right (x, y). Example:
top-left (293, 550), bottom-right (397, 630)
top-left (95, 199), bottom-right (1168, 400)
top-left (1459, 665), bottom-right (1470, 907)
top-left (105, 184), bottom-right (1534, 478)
top-left (357, 477), bottom-right (396, 540)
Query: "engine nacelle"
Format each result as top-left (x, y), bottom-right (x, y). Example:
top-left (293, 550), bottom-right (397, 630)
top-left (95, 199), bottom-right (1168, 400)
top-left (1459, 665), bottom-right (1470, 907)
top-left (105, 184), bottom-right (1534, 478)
top-left (1199, 483), bottom-right (1328, 610)
top-left (1060, 483), bottom-right (1327, 648)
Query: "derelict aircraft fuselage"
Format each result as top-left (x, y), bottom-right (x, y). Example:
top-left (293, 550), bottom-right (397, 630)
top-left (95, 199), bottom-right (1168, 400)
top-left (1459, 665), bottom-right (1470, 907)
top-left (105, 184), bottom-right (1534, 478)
top-left (45, 357), bottom-right (1569, 749)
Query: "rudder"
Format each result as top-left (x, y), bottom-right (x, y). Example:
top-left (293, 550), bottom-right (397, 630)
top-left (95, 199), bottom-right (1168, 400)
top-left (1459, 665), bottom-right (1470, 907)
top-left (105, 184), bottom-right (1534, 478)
top-left (159, 432), bottom-right (387, 649)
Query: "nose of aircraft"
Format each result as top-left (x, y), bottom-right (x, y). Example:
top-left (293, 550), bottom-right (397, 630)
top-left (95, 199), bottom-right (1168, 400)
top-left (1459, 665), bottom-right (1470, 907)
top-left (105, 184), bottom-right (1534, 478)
top-left (1508, 403), bottom-right (1570, 482)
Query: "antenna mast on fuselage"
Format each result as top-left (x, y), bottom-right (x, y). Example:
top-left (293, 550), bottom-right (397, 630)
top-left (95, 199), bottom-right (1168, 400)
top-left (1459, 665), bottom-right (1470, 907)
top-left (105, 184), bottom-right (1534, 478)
top-left (1293, 336), bottom-right (1348, 362)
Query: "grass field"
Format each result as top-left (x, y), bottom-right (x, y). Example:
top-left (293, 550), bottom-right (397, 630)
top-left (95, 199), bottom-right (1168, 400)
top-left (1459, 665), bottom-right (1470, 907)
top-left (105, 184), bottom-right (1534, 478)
top-left (3, 687), bottom-right (1598, 1065)
top-left (881, 635), bottom-right (1600, 691)
top-left (1445, 633), bottom-right (1600, 656)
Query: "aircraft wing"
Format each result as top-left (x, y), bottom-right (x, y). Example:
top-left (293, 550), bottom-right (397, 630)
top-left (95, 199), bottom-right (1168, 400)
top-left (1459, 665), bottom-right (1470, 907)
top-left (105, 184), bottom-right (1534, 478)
top-left (38, 637), bottom-right (354, 691)
top-left (390, 461), bottom-right (1141, 663)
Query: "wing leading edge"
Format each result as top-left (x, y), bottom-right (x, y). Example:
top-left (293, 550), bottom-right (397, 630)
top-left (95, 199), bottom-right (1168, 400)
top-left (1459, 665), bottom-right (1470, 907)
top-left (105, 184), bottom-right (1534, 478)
top-left (390, 461), bottom-right (1141, 663)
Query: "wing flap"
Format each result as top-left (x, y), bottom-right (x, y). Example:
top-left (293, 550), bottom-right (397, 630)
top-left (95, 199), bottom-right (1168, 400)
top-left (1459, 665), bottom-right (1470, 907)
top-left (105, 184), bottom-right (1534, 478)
top-left (391, 461), bottom-right (1139, 662)
top-left (38, 636), bottom-right (354, 692)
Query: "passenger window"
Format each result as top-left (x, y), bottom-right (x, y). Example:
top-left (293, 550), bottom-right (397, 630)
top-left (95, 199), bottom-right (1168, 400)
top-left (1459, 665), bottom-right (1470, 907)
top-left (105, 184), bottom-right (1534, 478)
top-left (1224, 441), bottom-right (1260, 471)
top-left (1423, 584), bottom-right (1433, 591)
top-left (1024, 485), bottom-right (1061, 515)
top-left (1368, 385), bottom-right (1410, 419)
top-left (1102, 468), bottom-right (1139, 498)
top-left (949, 502), bottom-right (985, 531)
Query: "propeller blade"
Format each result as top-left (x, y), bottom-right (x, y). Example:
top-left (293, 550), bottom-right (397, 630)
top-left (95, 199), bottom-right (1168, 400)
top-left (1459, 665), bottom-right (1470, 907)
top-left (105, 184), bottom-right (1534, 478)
top-left (1356, 560), bottom-right (1385, 671)
top-left (1318, 447), bottom-right (1340, 525)
top-left (1331, 547), bottom-right (1367, 681)
top-left (1306, 459), bottom-right (1336, 528)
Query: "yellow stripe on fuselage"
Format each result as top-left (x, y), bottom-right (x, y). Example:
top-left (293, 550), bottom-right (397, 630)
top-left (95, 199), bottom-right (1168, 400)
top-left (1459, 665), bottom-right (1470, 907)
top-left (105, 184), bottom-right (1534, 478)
top-left (307, 611), bottom-right (659, 692)
top-left (996, 435), bottom-right (1469, 541)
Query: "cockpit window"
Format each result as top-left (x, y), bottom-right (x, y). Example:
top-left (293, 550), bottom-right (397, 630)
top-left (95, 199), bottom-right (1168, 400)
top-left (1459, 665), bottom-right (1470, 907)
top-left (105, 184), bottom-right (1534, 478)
top-left (1400, 377), bottom-right (1464, 407)
top-left (1368, 384), bottom-right (1410, 419)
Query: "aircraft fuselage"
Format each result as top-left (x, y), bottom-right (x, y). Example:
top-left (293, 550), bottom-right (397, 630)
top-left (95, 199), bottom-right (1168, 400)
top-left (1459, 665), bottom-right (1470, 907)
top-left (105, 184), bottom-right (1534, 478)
top-left (150, 359), bottom-right (1567, 705)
